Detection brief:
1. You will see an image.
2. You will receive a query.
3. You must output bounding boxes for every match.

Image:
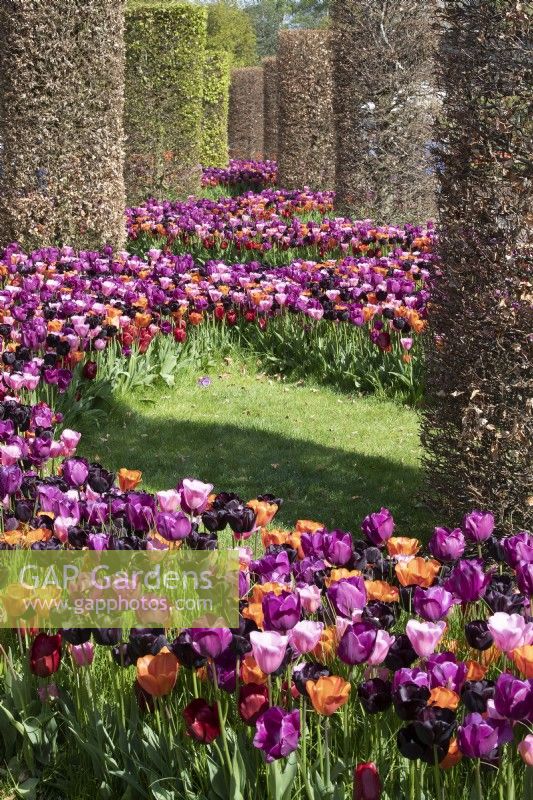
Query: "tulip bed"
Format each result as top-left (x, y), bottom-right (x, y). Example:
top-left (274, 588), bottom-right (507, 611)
top-left (0, 399), bottom-right (530, 799)
top-left (0, 163), bottom-right (529, 799)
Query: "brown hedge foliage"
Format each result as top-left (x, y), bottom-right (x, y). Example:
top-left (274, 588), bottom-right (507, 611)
top-left (228, 67), bottom-right (264, 160)
top-left (330, 0), bottom-right (438, 223)
top-left (277, 30), bottom-right (334, 191)
top-left (0, 0), bottom-right (126, 250)
top-left (422, 1), bottom-right (533, 532)
top-left (263, 56), bottom-right (279, 162)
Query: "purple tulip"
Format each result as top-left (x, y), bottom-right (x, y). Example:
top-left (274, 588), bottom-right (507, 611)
top-left (0, 465), bottom-right (23, 497)
top-left (338, 623), bottom-right (378, 665)
top-left (88, 533), bottom-right (109, 551)
top-left (463, 511), bottom-right (495, 543)
top-left (322, 531), bottom-right (353, 566)
top-left (493, 673), bottom-right (533, 721)
top-left (251, 551), bottom-right (291, 583)
top-left (516, 562), bottom-right (533, 596)
top-left (262, 591), bottom-right (301, 632)
top-left (426, 655), bottom-right (467, 693)
top-left (428, 527), bottom-right (465, 561)
top-left (361, 508), bottom-right (395, 547)
top-left (155, 511), bottom-right (192, 542)
top-left (502, 532), bottom-right (533, 569)
top-left (253, 707), bottom-right (300, 762)
top-left (327, 576), bottom-right (367, 618)
top-left (62, 458), bottom-right (89, 488)
top-left (445, 559), bottom-right (491, 603)
top-left (457, 713), bottom-right (499, 758)
top-left (413, 586), bottom-right (455, 621)
top-left (191, 628), bottom-right (233, 660)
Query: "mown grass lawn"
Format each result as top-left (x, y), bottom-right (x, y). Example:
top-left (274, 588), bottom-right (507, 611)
top-left (77, 360), bottom-right (437, 537)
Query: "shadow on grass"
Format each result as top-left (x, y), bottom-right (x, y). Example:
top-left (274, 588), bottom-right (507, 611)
top-left (79, 396), bottom-right (437, 537)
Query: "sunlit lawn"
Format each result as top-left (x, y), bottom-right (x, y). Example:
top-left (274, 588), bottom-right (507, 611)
top-left (77, 360), bottom-right (437, 537)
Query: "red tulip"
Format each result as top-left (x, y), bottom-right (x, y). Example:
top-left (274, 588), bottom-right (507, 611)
top-left (353, 763), bottom-right (381, 800)
top-left (30, 633), bottom-right (62, 677)
top-left (82, 360), bottom-right (97, 380)
top-left (238, 682), bottom-right (269, 726)
top-left (182, 698), bottom-right (220, 744)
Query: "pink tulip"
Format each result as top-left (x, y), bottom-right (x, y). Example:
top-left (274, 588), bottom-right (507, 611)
top-left (288, 621), bottom-right (324, 654)
top-left (405, 620), bottom-right (446, 658)
top-left (249, 631), bottom-right (288, 674)
top-left (487, 612), bottom-right (533, 653)
top-left (367, 630), bottom-right (395, 666)
top-left (180, 478), bottom-right (213, 513)
top-left (70, 641), bottom-right (95, 667)
top-left (156, 489), bottom-right (181, 512)
top-left (518, 734), bottom-right (533, 766)
top-left (296, 584), bottom-right (322, 613)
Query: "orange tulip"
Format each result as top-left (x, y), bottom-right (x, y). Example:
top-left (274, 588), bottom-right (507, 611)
top-left (250, 582), bottom-right (288, 602)
top-left (312, 626), bottom-right (337, 661)
top-left (262, 529), bottom-right (289, 548)
top-left (287, 530), bottom-right (304, 558)
top-left (440, 738), bottom-right (462, 769)
top-left (395, 557), bottom-right (441, 588)
top-left (477, 645), bottom-right (500, 668)
top-left (189, 312), bottom-right (203, 325)
top-left (326, 568), bottom-right (362, 587)
top-left (465, 660), bottom-right (487, 681)
top-left (134, 312), bottom-right (151, 329)
top-left (429, 687), bottom-right (460, 710)
top-left (306, 675), bottom-right (351, 716)
top-left (247, 499), bottom-right (278, 528)
top-left (241, 602), bottom-right (264, 629)
top-left (386, 537), bottom-right (421, 557)
top-left (511, 645), bottom-right (533, 678)
top-left (118, 468), bottom-right (142, 492)
top-left (295, 520), bottom-right (324, 534)
top-left (136, 647), bottom-right (178, 697)
top-left (365, 580), bottom-right (399, 602)
top-left (241, 654), bottom-right (267, 685)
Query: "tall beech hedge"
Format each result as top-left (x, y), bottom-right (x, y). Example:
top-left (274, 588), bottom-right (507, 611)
top-left (330, 0), bottom-right (438, 222)
top-left (228, 67), bottom-right (264, 160)
top-left (0, 0), bottom-right (126, 250)
top-left (263, 56), bottom-right (279, 162)
top-left (422, 1), bottom-right (532, 531)
top-left (277, 30), bottom-right (334, 191)
top-left (201, 50), bottom-right (231, 168)
top-left (125, 1), bottom-right (206, 202)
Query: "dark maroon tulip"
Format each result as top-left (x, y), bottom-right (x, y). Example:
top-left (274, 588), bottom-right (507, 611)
top-left (183, 698), bottom-right (220, 743)
top-left (30, 633), bottom-right (62, 677)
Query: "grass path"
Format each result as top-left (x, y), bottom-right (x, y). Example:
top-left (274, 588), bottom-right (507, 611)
top-left (77, 360), bottom-right (436, 536)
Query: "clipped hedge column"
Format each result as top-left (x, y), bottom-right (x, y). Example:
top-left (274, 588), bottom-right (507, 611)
top-left (277, 30), bottom-right (334, 191)
top-left (228, 67), bottom-right (264, 160)
top-left (201, 50), bottom-right (231, 168)
top-left (330, 0), bottom-right (438, 222)
top-left (0, 0), bottom-right (126, 250)
top-left (125, 2), bottom-right (206, 202)
top-left (422, 2), bottom-right (532, 531)
top-left (263, 56), bottom-right (278, 162)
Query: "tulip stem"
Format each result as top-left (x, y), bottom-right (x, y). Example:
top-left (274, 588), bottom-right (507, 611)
top-left (301, 696), bottom-right (307, 778)
top-left (267, 674), bottom-right (273, 707)
top-left (409, 760), bottom-right (415, 800)
top-left (475, 758), bottom-right (482, 800)
top-left (433, 746), bottom-right (443, 800)
top-left (211, 662), bottom-right (232, 776)
top-left (323, 717), bottom-right (331, 792)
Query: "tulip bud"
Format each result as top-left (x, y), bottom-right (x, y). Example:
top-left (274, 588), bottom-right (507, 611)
top-left (353, 762), bottom-right (381, 800)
